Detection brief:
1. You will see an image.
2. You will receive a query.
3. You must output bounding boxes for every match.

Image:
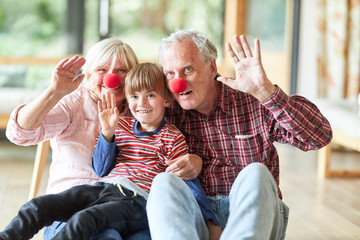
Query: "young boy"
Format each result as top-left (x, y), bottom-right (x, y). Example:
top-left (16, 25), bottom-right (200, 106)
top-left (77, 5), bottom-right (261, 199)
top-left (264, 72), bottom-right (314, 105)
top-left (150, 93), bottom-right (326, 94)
top-left (0, 63), bottom-right (220, 240)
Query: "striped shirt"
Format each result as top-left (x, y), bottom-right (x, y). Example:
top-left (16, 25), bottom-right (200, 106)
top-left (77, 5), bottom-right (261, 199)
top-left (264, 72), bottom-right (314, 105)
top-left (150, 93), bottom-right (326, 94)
top-left (106, 117), bottom-right (188, 192)
top-left (165, 84), bottom-right (332, 198)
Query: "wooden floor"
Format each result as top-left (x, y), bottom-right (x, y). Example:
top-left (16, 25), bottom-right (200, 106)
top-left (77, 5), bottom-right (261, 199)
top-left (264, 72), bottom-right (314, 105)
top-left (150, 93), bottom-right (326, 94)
top-left (0, 139), bottom-right (359, 239)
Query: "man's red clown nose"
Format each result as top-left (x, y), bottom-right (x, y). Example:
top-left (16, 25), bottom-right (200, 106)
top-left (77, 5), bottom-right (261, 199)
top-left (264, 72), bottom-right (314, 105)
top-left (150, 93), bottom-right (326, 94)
top-left (169, 78), bottom-right (187, 93)
top-left (103, 74), bottom-right (120, 89)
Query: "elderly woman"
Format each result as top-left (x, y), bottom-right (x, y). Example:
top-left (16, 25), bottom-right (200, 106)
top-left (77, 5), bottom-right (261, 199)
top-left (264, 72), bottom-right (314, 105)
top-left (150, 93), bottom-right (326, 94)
top-left (6, 38), bottom-right (150, 240)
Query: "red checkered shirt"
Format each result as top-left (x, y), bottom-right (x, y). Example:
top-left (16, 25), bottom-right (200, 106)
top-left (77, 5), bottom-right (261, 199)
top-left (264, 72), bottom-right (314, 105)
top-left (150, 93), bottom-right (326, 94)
top-left (165, 84), bottom-right (332, 199)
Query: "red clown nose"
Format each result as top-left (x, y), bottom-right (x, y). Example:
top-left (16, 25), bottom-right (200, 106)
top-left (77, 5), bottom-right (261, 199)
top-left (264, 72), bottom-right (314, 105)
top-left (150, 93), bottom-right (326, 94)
top-left (168, 78), bottom-right (187, 93)
top-left (103, 74), bottom-right (120, 89)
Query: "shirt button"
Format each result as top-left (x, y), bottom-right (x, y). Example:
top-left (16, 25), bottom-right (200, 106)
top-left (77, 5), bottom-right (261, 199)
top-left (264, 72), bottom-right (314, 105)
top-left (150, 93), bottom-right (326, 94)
top-left (210, 169), bottom-right (214, 173)
top-left (205, 118), bottom-right (208, 121)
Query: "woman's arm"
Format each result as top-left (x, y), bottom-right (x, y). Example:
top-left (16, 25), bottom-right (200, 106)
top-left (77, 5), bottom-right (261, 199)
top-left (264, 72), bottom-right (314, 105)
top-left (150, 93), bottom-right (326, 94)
top-left (17, 56), bottom-right (85, 130)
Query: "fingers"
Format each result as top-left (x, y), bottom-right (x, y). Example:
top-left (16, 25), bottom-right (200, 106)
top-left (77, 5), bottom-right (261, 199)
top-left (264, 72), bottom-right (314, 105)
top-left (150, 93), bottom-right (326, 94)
top-left (111, 92), bottom-right (116, 109)
top-left (239, 35), bottom-right (253, 58)
top-left (97, 100), bottom-right (103, 113)
top-left (226, 35), bottom-right (256, 63)
top-left (254, 38), bottom-right (261, 61)
top-left (101, 92), bottom-right (117, 112)
top-left (225, 42), bottom-right (239, 66)
top-left (102, 92), bottom-right (110, 110)
top-left (59, 56), bottom-right (86, 76)
top-left (73, 73), bottom-right (85, 83)
top-left (233, 35), bottom-right (246, 59)
top-left (165, 159), bottom-right (181, 173)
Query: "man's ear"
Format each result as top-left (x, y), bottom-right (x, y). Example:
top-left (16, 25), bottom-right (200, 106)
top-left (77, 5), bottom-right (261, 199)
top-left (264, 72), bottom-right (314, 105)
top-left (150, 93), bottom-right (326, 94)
top-left (209, 59), bottom-right (217, 79)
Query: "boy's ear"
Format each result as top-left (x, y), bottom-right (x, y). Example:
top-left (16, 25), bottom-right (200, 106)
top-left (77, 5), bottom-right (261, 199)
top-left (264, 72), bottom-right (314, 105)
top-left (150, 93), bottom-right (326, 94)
top-left (164, 98), bottom-right (173, 107)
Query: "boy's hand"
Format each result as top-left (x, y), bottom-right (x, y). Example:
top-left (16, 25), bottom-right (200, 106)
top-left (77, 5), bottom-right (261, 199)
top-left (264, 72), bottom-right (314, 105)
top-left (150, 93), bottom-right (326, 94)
top-left (98, 92), bottom-right (119, 142)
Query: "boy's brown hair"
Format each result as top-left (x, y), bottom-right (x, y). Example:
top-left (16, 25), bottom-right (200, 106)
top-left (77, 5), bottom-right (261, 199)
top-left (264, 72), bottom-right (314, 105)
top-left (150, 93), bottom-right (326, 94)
top-left (125, 63), bottom-right (173, 102)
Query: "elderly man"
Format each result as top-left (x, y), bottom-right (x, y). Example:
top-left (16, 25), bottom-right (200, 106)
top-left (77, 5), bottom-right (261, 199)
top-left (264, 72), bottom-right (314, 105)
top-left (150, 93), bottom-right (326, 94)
top-left (147, 29), bottom-right (332, 240)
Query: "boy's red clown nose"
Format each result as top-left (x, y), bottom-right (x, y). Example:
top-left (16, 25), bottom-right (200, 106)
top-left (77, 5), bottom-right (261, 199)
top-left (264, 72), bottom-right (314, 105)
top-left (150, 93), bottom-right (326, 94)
top-left (103, 74), bottom-right (120, 89)
top-left (169, 78), bottom-right (187, 93)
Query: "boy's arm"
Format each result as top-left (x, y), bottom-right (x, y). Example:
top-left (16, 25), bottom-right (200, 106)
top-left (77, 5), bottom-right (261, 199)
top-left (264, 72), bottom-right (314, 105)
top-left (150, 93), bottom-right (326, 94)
top-left (92, 133), bottom-right (118, 177)
top-left (93, 92), bottom-right (120, 177)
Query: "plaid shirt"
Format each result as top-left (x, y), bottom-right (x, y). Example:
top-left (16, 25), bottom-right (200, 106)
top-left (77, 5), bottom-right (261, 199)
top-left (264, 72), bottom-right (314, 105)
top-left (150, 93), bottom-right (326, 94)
top-left (165, 84), bottom-right (332, 198)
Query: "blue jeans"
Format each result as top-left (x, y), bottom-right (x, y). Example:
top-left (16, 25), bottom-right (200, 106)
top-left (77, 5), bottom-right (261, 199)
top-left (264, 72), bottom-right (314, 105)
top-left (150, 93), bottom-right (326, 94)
top-left (147, 162), bottom-right (289, 240)
top-left (44, 222), bottom-right (151, 240)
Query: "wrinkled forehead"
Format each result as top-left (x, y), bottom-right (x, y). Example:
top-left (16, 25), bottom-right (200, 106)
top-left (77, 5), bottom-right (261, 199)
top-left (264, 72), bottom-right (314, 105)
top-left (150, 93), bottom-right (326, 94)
top-left (160, 38), bottom-right (201, 63)
top-left (161, 44), bottom-right (204, 70)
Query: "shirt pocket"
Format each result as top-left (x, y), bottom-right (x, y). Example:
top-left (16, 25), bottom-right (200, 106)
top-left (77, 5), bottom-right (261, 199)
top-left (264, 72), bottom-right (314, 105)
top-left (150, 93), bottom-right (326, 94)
top-left (230, 132), bottom-right (268, 167)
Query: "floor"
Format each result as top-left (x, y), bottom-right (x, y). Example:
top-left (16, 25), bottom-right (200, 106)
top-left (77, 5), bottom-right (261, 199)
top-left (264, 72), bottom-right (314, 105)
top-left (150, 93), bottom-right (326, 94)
top-left (0, 138), bottom-right (359, 239)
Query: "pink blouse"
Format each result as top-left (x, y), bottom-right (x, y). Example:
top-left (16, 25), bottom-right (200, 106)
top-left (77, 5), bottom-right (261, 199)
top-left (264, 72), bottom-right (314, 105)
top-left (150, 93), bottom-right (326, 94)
top-left (6, 85), bottom-right (128, 194)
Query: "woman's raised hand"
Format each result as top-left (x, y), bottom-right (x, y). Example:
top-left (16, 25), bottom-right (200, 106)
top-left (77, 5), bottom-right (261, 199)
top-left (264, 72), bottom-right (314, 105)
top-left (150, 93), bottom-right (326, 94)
top-left (50, 55), bottom-right (86, 96)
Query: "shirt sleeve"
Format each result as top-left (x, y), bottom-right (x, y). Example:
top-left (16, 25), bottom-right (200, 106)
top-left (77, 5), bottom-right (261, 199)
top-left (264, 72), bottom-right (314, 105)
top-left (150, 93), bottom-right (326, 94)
top-left (184, 178), bottom-right (220, 226)
top-left (5, 103), bottom-right (71, 146)
top-left (262, 85), bottom-right (333, 151)
top-left (169, 131), bottom-right (189, 159)
top-left (92, 133), bottom-right (118, 177)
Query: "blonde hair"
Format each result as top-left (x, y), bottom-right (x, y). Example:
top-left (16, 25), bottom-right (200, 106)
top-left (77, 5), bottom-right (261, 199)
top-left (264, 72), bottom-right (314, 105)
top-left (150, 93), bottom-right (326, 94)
top-left (83, 38), bottom-right (139, 86)
top-left (125, 63), bottom-right (172, 101)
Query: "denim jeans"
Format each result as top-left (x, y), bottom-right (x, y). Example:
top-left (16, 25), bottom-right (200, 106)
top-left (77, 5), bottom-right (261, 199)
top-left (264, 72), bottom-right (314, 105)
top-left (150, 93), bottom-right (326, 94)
top-left (44, 222), bottom-right (151, 240)
top-left (147, 163), bottom-right (289, 240)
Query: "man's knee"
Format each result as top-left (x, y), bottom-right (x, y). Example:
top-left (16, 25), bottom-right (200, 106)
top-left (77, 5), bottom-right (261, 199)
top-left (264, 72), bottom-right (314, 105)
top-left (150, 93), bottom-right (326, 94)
top-left (151, 172), bottom-right (181, 190)
top-left (239, 162), bottom-right (273, 182)
top-left (232, 162), bottom-right (278, 198)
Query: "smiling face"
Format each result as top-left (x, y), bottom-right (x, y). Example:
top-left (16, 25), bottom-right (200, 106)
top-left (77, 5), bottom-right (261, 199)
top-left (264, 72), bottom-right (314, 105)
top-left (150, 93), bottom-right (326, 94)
top-left (88, 58), bottom-right (128, 109)
top-left (161, 38), bottom-right (219, 115)
top-left (128, 89), bottom-right (171, 132)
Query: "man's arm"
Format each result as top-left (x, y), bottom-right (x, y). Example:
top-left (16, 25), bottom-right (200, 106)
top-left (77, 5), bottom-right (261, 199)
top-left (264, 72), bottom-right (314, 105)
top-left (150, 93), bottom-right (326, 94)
top-left (263, 86), bottom-right (332, 150)
top-left (165, 154), bottom-right (202, 180)
top-left (217, 34), bottom-right (332, 149)
top-left (17, 56), bottom-right (85, 130)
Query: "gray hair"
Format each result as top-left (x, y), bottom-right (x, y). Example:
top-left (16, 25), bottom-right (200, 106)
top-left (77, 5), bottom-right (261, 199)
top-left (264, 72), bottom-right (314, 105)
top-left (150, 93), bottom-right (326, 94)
top-left (158, 29), bottom-right (218, 65)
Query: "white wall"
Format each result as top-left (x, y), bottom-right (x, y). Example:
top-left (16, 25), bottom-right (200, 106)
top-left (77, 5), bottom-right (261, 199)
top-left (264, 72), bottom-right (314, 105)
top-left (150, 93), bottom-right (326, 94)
top-left (297, 0), bottom-right (318, 99)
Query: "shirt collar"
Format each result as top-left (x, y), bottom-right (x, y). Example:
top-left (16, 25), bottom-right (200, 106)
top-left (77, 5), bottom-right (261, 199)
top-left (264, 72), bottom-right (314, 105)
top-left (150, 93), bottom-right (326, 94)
top-left (218, 83), bottom-right (233, 116)
top-left (133, 119), bottom-right (166, 136)
top-left (183, 81), bottom-right (233, 118)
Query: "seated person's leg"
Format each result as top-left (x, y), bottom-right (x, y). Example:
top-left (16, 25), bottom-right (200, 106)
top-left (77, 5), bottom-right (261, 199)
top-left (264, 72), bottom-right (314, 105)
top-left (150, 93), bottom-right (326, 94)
top-left (53, 186), bottom-right (148, 240)
top-left (125, 229), bottom-right (151, 240)
top-left (90, 229), bottom-right (123, 240)
top-left (221, 162), bottom-right (289, 239)
top-left (147, 172), bottom-right (208, 240)
top-left (43, 221), bottom-right (66, 240)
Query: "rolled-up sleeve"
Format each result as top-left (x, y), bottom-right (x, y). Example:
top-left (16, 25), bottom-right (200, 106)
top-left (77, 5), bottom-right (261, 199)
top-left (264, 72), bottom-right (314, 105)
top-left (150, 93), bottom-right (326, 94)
top-left (6, 103), bottom-right (71, 146)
